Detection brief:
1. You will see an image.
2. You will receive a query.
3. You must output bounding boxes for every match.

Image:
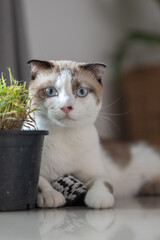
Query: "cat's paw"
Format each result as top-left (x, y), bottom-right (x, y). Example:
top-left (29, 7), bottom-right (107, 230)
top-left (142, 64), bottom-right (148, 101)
top-left (85, 185), bottom-right (114, 209)
top-left (37, 190), bottom-right (66, 208)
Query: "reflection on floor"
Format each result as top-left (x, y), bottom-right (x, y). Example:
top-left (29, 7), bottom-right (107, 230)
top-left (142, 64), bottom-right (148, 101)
top-left (0, 197), bottom-right (160, 240)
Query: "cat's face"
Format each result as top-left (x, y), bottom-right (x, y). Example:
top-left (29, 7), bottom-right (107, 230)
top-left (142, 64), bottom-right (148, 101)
top-left (28, 60), bottom-right (106, 128)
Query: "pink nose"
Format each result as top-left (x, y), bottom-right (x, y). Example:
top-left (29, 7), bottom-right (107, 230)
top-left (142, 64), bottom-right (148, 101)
top-left (61, 106), bottom-right (73, 114)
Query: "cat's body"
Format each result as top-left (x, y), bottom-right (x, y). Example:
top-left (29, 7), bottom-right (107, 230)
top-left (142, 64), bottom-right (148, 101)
top-left (27, 60), bottom-right (160, 209)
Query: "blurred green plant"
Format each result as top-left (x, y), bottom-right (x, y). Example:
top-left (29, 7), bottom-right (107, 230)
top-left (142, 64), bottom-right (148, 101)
top-left (156, 0), bottom-right (160, 5)
top-left (114, 0), bottom-right (160, 80)
top-left (0, 68), bottom-right (36, 130)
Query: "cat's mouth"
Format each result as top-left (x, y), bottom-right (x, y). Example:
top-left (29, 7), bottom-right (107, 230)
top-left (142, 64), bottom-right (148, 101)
top-left (58, 116), bottom-right (75, 121)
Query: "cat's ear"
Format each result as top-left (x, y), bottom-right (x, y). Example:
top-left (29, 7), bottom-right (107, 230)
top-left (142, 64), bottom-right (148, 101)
top-left (27, 60), bottom-right (54, 80)
top-left (80, 62), bottom-right (106, 84)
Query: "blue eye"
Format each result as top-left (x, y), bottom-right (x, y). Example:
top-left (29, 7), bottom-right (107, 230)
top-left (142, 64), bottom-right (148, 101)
top-left (46, 87), bottom-right (58, 97)
top-left (76, 88), bottom-right (88, 98)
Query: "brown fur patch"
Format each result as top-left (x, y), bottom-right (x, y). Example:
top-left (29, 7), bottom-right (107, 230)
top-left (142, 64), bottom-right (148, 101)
top-left (28, 60), bottom-right (54, 80)
top-left (36, 82), bottom-right (57, 100)
top-left (29, 82), bottom-right (57, 108)
top-left (80, 63), bottom-right (106, 84)
top-left (37, 88), bottom-right (50, 100)
top-left (101, 139), bottom-right (131, 168)
top-left (138, 176), bottom-right (160, 196)
top-left (76, 70), bottom-right (103, 104)
top-left (104, 181), bottom-right (114, 193)
top-left (86, 179), bottom-right (113, 194)
top-left (86, 180), bottom-right (94, 190)
top-left (71, 78), bottom-right (81, 94)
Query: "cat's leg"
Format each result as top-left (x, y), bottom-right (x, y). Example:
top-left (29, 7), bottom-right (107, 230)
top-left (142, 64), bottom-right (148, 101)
top-left (37, 176), bottom-right (66, 208)
top-left (84, 176), bottom-right (115, 209)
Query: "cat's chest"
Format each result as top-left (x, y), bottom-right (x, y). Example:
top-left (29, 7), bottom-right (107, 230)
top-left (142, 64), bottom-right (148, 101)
top-left (40, 126), bottom-right (98, 179)
top-left (44, 136), bottom-right (80, 159)
top-left (42, 131), bottom-right (87, 169)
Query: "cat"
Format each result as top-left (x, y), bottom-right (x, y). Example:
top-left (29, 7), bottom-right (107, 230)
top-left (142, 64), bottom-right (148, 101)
top-left (27, 59), bottom-right (160, 209)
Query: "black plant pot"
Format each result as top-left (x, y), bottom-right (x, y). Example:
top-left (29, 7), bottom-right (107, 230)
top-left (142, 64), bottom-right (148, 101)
top-left (0, 130), bottom-right (48, 211)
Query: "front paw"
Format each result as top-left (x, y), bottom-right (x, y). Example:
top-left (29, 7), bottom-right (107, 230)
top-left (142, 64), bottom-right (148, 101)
top-left (85, 186), bottom-right (114, 209)
top-left (37, 190), bottom-right (66, 208)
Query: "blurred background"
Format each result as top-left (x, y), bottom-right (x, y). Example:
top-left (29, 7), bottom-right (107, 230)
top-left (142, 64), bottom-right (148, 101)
top-left (1, 0), bottom-right (160, 141)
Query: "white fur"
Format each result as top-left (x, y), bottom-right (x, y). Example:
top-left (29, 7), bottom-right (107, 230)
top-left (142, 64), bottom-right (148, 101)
top-left (29, 66), bottom-right (160, 209)
top-left (33, 68), bottom-right (114, 209)
top-left (85, 177), bottom-right (115, 209)
top-left (37, 176), bottom-right (66, 208)
top-left (113, 143), bottom-right (160, 198)
top-left (37, 189), bottom-right (66, 208)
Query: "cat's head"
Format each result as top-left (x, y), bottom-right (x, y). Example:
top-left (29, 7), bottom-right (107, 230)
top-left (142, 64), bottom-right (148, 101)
top-left (28, 60), bottom-right (106, 128)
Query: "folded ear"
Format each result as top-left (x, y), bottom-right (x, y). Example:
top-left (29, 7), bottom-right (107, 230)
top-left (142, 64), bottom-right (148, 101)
top-left (80, 62), bottom-right (106, 83)
top-left (27, 60), bottom-right (54, 80)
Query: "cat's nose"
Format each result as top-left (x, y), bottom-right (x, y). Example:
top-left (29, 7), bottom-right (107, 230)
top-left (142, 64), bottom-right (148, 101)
top-left (61, 106), bottom-right (73, 114)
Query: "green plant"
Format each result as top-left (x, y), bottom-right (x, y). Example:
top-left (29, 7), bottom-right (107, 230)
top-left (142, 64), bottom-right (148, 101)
top-left (113, 0), bottom-right (160, 80)
top-left (0, 68), bottom-right (36, 130)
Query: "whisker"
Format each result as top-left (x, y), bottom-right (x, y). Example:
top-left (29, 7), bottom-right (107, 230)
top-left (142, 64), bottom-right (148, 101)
top-left (98, 115), bottom-right (120, 130)
top-left (101, 97), bottom-right (122, 110)
top-left (99, 111), bottom-right (130, 116)
top-left (96, 118), bottom-right (112, 135)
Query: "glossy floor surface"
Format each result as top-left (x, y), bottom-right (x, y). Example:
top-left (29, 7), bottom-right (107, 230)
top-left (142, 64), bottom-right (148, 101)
top-left (0, 197), bottom-right (160, 240)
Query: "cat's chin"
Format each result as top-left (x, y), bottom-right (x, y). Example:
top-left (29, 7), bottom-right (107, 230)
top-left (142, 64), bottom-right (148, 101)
top-left (57, 118), bottom-right (75, 127)
top-left (48, 116), bottom-right (77, 128)
top-left (58, 116), bottom-right (75, 121)
top-left (49, 117), bottom-right (91, 128)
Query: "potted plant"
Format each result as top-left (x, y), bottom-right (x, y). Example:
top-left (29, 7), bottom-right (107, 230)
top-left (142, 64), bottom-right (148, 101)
top-left (0, 69), bottom-right (48, 211)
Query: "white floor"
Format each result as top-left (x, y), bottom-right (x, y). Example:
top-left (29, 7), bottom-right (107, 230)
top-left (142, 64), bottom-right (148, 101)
top-left (0, 197), bottom-right (160, 240)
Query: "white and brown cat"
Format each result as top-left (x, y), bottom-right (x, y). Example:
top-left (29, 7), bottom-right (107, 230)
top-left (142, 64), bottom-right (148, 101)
top-left (27, 60), bottom-right (160, 209)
